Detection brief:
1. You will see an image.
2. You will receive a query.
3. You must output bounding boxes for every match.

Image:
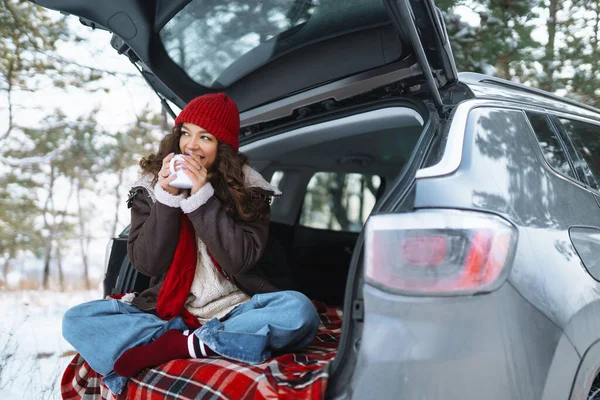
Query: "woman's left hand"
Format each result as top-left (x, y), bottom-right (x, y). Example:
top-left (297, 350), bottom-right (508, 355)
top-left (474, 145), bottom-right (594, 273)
top-left (181, 153), bottom-right (208, 195)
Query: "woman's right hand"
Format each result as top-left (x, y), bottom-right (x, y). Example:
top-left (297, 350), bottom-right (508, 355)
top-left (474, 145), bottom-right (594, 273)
top-left (158, 153), bottom-right (179, 195)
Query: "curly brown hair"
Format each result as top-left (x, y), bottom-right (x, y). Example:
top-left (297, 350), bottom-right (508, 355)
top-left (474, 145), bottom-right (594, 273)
top-left (139, 124), bottom-right (270, 222)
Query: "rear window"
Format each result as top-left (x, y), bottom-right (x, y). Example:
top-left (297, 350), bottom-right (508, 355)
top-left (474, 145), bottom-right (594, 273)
top-left (526, 112), bottom-right (575, 179)
top-left (557, 118), bottom-right (600, 190)
top-left (159, 0), bottom-right (388, 88)
top-left (299, 172), bottom-right (382, 232)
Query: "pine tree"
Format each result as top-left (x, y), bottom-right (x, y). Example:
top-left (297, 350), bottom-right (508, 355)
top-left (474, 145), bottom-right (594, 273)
top-left (0, 0), bottom-right (76, 286)
top-left (441, 0), bottom-right (541, 79)
top-left (537, 0), bottom-right (563, 92)
top-left (102, 109), bottom-right (164, 238)
top-left (0, 0), bottom-right (131, 288)
top-left (11, 112), bottom-right (98, 289)
top-left (558, 0), bottom-right (600, 107)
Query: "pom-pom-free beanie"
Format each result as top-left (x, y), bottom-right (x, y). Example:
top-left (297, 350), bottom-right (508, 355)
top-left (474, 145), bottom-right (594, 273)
top-left (175, 93), bottom-right (240, 151)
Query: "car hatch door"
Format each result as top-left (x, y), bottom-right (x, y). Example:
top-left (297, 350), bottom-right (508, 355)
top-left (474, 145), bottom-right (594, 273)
top-left (382, 0), bottom-right (458, 114)
top-left (31, 0), bottom-right (458, 117)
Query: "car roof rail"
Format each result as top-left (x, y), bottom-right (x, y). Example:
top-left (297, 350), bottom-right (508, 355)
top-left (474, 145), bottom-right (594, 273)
top-left (459, 72), bottom-right (600, 116)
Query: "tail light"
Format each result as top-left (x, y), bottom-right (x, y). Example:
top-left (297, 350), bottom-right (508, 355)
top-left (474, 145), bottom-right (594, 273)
top-left (364, 209), bottom-right (517, 295)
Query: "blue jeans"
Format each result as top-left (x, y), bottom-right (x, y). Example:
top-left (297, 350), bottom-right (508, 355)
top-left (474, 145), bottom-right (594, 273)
top-left (62, 291), bottom-right (319, 395)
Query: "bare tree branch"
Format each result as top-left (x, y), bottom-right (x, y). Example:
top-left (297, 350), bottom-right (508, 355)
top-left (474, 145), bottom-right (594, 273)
top-left (39, 51), bottom-right (141, 79)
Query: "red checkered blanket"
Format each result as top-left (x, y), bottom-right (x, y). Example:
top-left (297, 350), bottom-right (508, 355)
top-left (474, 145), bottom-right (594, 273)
top-left (61, 302), bottom-right (342, 400)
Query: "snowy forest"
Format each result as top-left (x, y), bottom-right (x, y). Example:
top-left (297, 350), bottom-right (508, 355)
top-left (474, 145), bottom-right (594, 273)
top-left (0, 0), bottom-right (599, 397)
top-left (1, 0), bottom-right (600, 292)
top-left (0, 0), bottom-right (168, 292)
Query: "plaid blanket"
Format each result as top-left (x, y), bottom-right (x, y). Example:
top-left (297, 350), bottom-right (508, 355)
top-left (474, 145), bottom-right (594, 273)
top-left (61, 302), bottom-right (342, 400)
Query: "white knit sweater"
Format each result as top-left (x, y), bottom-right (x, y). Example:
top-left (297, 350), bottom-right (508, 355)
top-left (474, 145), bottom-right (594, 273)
top-left (184, 239), bottom-right (250, 323)
top-left (132, 165), bottom-right (280, 324)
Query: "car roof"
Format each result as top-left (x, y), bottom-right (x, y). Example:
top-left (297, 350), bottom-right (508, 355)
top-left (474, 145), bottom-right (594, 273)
top-left (458, 72), bottom-right (600, 123)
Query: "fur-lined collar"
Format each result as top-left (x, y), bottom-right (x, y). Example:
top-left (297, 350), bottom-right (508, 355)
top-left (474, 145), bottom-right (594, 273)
top-left (241, 165), bottom-right (282, 195)
top-left (132, 164), bottom-right (281, 202)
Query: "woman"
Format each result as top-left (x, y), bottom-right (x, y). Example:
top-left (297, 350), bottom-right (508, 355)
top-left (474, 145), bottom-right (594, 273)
top-left (62, 93), bottom-right (320, 395)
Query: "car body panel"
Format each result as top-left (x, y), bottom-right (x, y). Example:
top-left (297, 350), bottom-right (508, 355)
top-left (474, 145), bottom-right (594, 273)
top-left (415, 102), bottom-right (600, 323)
top-left (569, 227), bottom-right (600, 282)
top-left (394, 100), bottom-right (600, 398)
top-left (352, 283), bottom-right (576, 399)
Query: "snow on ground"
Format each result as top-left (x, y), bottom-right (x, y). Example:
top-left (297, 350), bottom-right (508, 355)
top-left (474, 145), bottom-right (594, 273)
top-left (0, 289), bottom-right (101, 400)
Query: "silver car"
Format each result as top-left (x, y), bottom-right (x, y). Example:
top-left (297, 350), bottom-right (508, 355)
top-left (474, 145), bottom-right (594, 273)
top-left (32, 0), bottom-right (600, 398)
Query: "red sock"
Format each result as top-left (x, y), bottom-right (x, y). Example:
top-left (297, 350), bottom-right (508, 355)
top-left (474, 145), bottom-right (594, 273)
top-left (113, 329), bottom-right (190, 377)
top-left (189, 334), bottom-right (216, 358)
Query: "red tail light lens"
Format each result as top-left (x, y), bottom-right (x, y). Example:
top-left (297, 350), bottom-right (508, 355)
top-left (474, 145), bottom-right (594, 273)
top-left (400, 235), bottom-right (447, 266)
top-left (365, 210), bottom-right (517, 295)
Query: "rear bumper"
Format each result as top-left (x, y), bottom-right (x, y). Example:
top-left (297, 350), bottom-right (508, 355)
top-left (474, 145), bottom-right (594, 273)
top-left (350, 283), bottom-right (580, 400)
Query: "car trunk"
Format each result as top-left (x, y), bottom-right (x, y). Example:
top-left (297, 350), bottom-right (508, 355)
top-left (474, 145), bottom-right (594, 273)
top-left (91, 97), bottom-right (441, 398)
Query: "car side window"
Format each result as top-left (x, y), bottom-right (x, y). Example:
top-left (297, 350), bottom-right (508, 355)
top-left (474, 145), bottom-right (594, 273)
top-left (526, 112), bottom-right (575, 179)
top-left (299, 172), bottom-right (382, 232)
top-left (557, 118), bottom-right (600, 190)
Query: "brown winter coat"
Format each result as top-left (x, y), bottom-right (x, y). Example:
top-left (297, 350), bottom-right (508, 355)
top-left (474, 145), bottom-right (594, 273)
top-left (126, 179), bottom-right (280, 312)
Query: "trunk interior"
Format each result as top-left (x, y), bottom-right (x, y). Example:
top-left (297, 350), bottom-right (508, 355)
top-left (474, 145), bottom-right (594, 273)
top-left (102, 99), bottom-right (431, 397)
top-left (244, 102), bottom-right (427, 306)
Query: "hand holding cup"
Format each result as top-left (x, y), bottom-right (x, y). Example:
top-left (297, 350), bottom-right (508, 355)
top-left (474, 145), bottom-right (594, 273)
top-left (158, 153), bottom-right (180, 195)
top-left (179, 152), bottom-right (208, 195)
top-left (168, 154), bottom-right (194, 189)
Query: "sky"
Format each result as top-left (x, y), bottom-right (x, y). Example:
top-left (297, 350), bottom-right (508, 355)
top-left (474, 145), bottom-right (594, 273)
top-left (33, 21), bottom-right (161, 129)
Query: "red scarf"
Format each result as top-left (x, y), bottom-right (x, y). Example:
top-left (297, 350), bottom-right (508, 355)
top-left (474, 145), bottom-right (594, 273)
top-left (155, 214), bottom-right (201, 330)
top-left (112, 214), bottom-right (230, 329)
top-left (114, 214), bottom-right (231, 329)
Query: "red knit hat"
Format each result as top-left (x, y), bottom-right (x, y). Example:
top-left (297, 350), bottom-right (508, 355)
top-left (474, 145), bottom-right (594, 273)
top-left (175, 93), bottom-right (240, 151)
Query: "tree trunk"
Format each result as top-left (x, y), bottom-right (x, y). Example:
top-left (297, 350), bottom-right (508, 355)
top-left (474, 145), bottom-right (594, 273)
top-left (42, 239), bottom-right (52, 290)
top-left (328, 198), bottom-right (335, 230)
top-left (160, 107), bottom-right (170, 131)
top-left (0, 58), bottom-right (15, 142)
top-left (541, 0), bottom-right (559, 91)
top-left (56, 246), bottom-right (64, 292)
top-left (331, 174), bottom-right (350, 231)
top-left (111, 170), bottom-right (124, 237)
top-left (76, 179), bottom-right (91, 290)
top-left (496, 56), bottom-right (512, 80)
top-left (42, 164), bottom-right (56, 290)
top-left (2, 258), bottom-right (9, 286)
top-left (359, 176), bottom-right (366, 224)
